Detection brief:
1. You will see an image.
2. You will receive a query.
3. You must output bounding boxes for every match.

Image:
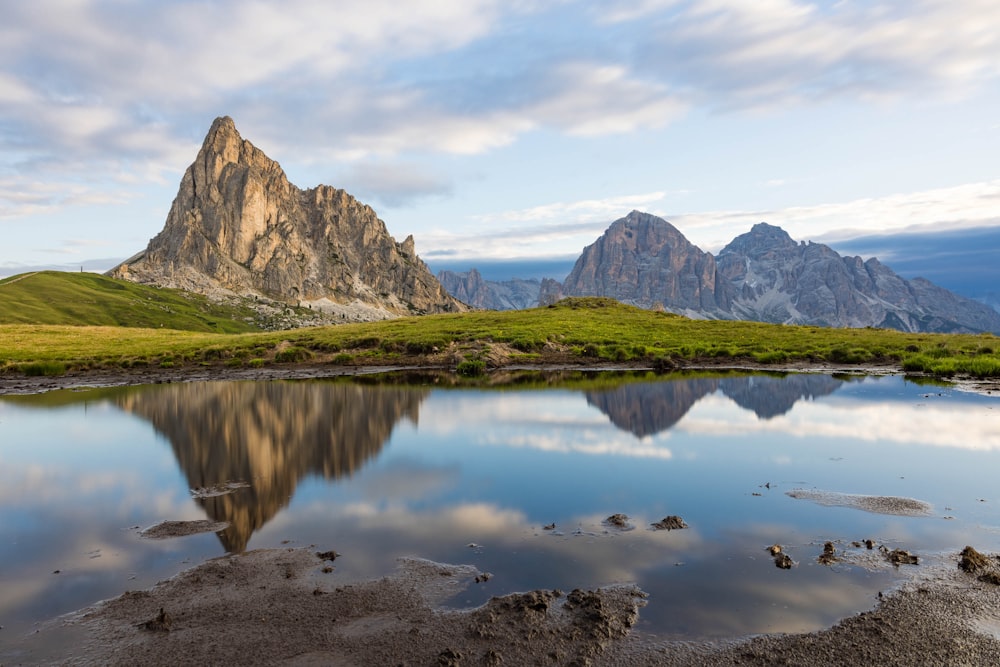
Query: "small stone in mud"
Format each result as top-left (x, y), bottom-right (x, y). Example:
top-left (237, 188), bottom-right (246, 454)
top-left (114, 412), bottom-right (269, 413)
top-left (605, 514), bottom-right (631, 529)
top-left (817, 541), bottom-right (838, 565)
top-left (437, 647), bottom-right (463, 666)
top-left (767, 544), bottom-right (783, 556)
top-left (774, 553), bottom-right (794, 569)
top-left (316, 550), bottom-right (340, 561)
top-left (885, 548), bottom-right (919, 566)
top-left (321, 566), bottom-right (334, 574)
top-left (650, 515), bottom-right (687, 530)
top-left (959, 545), bottom-right (991, 573)
top-left (138, 607), bottom-right (172, 632)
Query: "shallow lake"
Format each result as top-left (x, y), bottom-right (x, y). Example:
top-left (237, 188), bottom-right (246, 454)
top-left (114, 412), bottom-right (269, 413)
top-left (2, 370), bottom-right (1000, 650)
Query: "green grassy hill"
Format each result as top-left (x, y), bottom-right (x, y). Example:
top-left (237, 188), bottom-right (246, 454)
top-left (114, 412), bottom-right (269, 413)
top-left (0, 271), bottom-right (261, 333)
top-left (2, 296), bottom-right (999, 379)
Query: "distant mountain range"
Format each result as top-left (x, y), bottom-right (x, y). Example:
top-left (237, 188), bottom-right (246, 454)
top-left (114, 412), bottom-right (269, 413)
top-left (439, 211), bottom-right (1000, 334)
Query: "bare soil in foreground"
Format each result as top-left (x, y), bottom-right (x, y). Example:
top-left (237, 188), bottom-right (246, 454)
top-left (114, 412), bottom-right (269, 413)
top-left (12, 546), bottom-right (1000, 666)
top-left (4, 361), bottom-right (1000, 665)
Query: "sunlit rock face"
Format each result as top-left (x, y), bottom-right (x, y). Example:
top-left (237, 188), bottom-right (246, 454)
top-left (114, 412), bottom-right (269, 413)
top-left (116, 381), bottom-right (429, 552)
top-left (109, 116), bottom-right (464, 317)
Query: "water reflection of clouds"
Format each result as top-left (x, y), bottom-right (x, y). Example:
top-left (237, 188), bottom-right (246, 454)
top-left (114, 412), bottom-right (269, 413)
top-left (420, 392), bottom-right (610, 434)
top-left (680, 395), bottom-right (1000, 451)
top-left (421, 392), bottom-right (675, 459)
top-left (354, 459), bottom-right (460, 502)
top-left (482, 431), bottom-right (673, 459)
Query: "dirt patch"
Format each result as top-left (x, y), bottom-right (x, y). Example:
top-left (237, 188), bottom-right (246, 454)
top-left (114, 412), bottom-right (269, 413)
top-left (786, 489), bottom-right (933, 516)
top-left (189, 481), bottom-right (250, 499)
top-left (139, 520), bottom-right (229, 539)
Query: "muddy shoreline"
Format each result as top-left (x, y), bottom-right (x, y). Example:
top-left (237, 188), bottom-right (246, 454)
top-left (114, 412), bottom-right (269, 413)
top-left (10, 546), bottom-right (1000, 666)
top-left (0, 356), bottom-right (957, 397)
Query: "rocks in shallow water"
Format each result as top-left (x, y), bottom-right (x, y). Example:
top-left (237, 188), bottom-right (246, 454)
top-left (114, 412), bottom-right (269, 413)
top-left (957, 545), bottom-right (1000, 585)
top-left (883, 548), bottom-right (919, 566)
top-left (959, 545), bottom-right (991, 573)
top-left (767, 544), bottom-right (783, 556)
top-left (604, 514), bottom-right (632, 529)
top-left (818, 541), bottom-right (839, 565)
top-left (650, 515), bottom-right (688, 530)
top-left (774, 553), bottom-right (794, 569)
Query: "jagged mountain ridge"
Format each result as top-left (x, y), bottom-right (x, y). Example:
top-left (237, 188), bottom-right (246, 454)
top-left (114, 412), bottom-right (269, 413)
top-left (442, 211), bottom-right (1000, 334)
top-left (109, 116), bottom-right (463, 320)
top-left (437, 268), bottom-right (542, 310)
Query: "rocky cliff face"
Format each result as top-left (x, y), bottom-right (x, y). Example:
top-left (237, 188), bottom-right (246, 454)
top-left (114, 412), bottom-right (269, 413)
top-left (559, 213), bottom-right (1000, 334)
top-left (437, 268), bottom-right (542, 310)
top-left (561, 211), bottom-right (733, 316)
top-left (109, 116), bottom-right (463, 320)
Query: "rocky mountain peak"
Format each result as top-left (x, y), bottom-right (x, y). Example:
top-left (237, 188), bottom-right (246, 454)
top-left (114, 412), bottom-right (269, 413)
top-left (561, 211), bottom-right (732, 315)
top-left (108, 116), bottom-right (464, 321)
top-left (719, 222), bottom-right (798, 257)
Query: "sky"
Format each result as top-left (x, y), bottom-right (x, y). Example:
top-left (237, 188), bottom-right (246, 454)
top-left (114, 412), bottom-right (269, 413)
top-left (2, 0), bottom-right (1000, 280)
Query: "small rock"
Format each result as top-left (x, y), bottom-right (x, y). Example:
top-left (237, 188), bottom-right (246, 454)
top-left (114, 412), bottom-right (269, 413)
top-left (650, 515), bottom-right (687, 530)
top-left (316, 550), bottom-right (340, 561)
top-left (885, 549), bottom-right (919, 566)
top-left (959, 545), bottom-right (991, 573)
top-left (543, 523), bottom-right (556, 530)
top-left (605, 514), bottom-right (631, 529)
top-left (767, 544), bottom-right (783, 556)
top-left (138, 608), bottom-right (172, 632)
top-left (774, 553), bottom-right (794, 569)
top-left (818, 541), bottom-right (838, 565)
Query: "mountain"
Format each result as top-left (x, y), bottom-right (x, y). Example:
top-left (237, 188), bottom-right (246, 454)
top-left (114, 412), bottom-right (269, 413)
top-left (556, 212), bottom-right (1000, 334)
top-left (562, 211), bottom-right (732, 317)
top-left (716, 222), bottom-right (1000, 332)
top-left (109, 116), bottom-right (463, 321)
top-left (436, 268), bottom-right (541, 310)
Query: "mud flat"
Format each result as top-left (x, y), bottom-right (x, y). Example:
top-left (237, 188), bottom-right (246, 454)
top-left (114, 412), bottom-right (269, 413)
top-left (7, 545), bottom-right (1000, 666)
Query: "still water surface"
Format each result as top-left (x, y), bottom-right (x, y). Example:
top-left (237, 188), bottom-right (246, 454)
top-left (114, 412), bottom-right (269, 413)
top-left (2, 371), bottom-right (999, 645)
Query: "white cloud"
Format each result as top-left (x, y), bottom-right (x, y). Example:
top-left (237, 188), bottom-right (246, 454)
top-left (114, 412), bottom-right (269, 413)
top-left (669, 179), bottom-right (1000, 251)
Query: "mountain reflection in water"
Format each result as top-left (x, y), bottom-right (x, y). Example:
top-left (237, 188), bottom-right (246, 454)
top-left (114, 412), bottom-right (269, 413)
top-left (111, 372), bottom-right (846, 551)
top-left (115, 381), bottom-right (428, 552)
top-left (585, 374), bottom-right (844, 437)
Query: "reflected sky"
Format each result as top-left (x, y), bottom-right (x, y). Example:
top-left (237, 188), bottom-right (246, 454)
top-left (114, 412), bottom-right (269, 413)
top-left (1, 372), bottom-right (999, 648)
